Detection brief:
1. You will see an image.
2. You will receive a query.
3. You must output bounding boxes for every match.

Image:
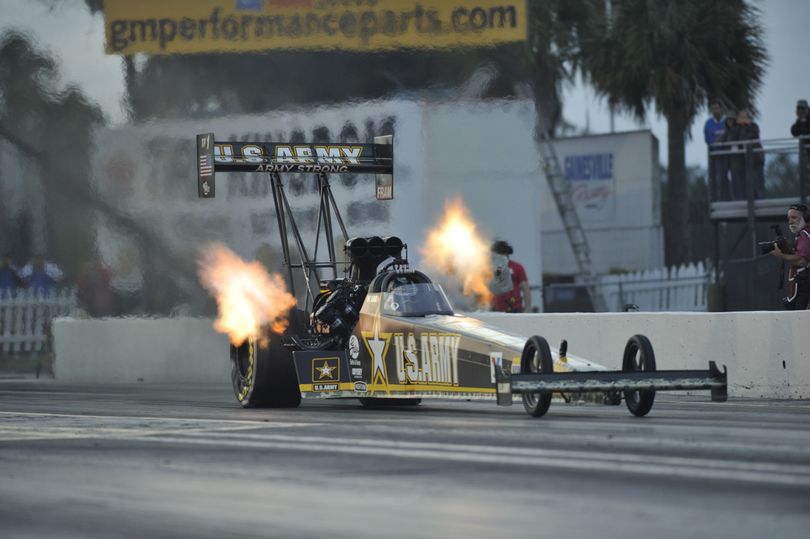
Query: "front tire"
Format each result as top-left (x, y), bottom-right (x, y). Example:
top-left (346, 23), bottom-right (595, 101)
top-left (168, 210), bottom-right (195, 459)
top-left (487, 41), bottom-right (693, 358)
top-left (231, 332), bottom-right (301, 408)
top-left (521, 336), bottom-right (554, 418)
top-left (622, 334), bottom-right (656, 417)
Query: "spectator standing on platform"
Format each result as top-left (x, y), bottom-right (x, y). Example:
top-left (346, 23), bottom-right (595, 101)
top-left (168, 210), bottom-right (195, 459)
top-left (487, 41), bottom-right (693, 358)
top-left (489, 240), bottom-right (531, 313)
top-left (724, 108), bottom-right (765, 200)
top-left (791, 99), bottom-right (810, 140)
top-left (0, 254), bottom-right (22, 298)
top-left (19, 255), bottom-right (63, 296)
top-left (704, 99), bottom-right (730, 200)
top-left (792, 99), bottom-right (810, 167)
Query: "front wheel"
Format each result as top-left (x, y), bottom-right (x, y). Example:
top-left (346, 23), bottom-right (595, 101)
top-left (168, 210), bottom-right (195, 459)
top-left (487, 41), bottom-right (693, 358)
top-left (231, 333), bottom-right (301, 408)
top-left (622, 334), bottom-right (656, 417)
top-left (521, 336), bottom-right (554, 418)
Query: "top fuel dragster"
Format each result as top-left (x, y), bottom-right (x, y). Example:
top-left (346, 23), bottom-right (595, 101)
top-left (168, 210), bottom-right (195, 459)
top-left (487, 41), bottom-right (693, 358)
top-left (196, 132), bottom-right (727, 418)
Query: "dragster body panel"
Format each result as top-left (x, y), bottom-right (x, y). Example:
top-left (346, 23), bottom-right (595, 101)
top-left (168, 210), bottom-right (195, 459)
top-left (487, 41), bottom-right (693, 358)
top-left (293, 291), bottom-right (608, 401)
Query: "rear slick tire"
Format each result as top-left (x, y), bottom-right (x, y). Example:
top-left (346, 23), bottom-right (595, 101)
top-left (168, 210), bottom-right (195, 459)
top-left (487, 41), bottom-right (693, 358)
top-left (231, 333), bottom-right (301, 408)
top-left (622, 334), bottom-right (656, 417)
top-left (521, 336), bottom-right (554, 418)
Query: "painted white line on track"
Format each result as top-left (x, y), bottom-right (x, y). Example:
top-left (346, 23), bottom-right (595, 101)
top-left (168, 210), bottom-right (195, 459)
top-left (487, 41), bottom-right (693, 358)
top-left (0, 411), bottom-right (318, 441)
top-left (172, 431), bottom-right (810, 475)
top-left (129, 433), bottom-right (810, 488)
top-left (0, 410), bottom-right (301, 425)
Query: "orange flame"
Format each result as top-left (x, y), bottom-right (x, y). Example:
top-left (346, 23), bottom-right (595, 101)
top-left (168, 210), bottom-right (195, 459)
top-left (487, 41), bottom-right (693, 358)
top-left (421, 197), bottom-right (492, 306)
top-left (197, 243), bottom-right (297, 346)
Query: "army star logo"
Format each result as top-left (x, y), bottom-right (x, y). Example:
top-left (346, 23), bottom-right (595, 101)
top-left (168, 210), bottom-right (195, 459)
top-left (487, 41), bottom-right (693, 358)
top-left (312, 358), bottom-right (339, 382)
top-left (316, 363), bottom-right (335, 379)
top-left (364, 316), bottom-right (391, 389)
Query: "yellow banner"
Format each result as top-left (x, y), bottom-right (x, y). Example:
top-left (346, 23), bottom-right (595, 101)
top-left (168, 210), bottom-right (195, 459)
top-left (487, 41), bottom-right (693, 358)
top-left (104, 0), bottom-right (527, 55)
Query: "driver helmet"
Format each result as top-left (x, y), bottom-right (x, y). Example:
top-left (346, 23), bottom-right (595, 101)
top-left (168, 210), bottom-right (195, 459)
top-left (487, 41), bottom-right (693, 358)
top-left (386, 278), bottom-right (419, 312)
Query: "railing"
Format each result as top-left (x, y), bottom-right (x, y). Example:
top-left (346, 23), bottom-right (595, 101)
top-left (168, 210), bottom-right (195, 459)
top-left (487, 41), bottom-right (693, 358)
top-left (544, 262), bottom-right (712, 312)
top-left (708, 135), bottom-right (809, 220)
top-left (0, 288), bottom-right (77, 354)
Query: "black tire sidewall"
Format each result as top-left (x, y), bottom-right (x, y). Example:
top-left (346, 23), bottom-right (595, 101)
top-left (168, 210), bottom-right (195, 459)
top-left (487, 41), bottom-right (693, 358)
top-left (622, 334), bottom-right (656, 417)
top-left (521, 336), bottom-right (553, 417)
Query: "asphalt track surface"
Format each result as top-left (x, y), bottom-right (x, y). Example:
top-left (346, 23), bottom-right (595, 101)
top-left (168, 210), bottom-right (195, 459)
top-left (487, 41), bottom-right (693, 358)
top-left (0, 381), bottom-right (808, 539)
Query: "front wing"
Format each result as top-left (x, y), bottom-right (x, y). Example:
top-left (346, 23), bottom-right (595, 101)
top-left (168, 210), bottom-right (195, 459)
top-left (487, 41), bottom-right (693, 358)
top-left (494, 361), bottom-right (728, 406)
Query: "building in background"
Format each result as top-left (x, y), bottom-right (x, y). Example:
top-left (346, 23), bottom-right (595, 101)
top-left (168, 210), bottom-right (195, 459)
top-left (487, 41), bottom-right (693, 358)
top-left (89, 99), bottom-right (545, 310)
top-left (540, 130), bottom-right (663, 275)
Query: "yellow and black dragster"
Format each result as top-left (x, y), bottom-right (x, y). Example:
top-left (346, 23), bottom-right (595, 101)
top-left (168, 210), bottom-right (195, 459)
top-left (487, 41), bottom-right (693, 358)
top-left (196, 133), bottom-right (727, 418)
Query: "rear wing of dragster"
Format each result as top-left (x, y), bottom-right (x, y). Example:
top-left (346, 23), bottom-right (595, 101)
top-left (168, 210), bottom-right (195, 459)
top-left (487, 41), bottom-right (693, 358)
top-left (195, 133), bottom-right (394, 199)
top-left (195, 132), bottom-right (394, 306)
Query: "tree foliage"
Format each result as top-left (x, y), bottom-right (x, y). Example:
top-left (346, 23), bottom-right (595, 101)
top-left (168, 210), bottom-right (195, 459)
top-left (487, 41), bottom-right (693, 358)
top-left (0, 32), bottom-right (103, 274)
top-left (582, 0), bottom-right (767, 265)
top-left (522, 0), bottom-right (603, 135)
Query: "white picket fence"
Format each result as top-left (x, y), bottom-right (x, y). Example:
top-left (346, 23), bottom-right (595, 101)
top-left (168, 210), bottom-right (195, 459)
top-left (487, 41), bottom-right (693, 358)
top-left (596, 262), bottom-right (712, 312)
top-left (0, 288), bottom-right (77, 354)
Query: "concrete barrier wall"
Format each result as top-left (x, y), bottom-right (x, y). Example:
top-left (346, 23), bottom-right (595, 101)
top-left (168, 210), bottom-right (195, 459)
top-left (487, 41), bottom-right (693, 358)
top-left (53, 312), bottom-right (810, 398)
top-left (53, 317), bottom-right (230, 384)
top-left (476, 311), bottom-right (810, 399)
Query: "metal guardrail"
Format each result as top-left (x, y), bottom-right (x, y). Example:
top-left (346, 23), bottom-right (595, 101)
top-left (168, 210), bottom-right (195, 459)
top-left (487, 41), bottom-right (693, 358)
top-left (708, 135), bottom-right (809, 217)
top-left (539, 262), bottom-right (711, 312)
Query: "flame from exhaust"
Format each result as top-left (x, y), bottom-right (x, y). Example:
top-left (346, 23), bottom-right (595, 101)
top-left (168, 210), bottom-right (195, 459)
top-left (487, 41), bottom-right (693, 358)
top-left (197, 243), bottom-right (297, 346)
top-left (421, 197), bottom-right (492, 306)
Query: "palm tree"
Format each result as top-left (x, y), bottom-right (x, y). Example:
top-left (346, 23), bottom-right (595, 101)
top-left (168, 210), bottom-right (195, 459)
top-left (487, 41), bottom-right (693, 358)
top-left (583, 0), bottom-right (767, 265)
top-left (523, 0), bottom-right (603, 136)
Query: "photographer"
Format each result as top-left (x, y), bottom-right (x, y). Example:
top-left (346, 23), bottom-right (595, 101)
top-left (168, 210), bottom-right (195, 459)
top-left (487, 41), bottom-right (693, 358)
top-left (769, 204), bottom-right (810, 309)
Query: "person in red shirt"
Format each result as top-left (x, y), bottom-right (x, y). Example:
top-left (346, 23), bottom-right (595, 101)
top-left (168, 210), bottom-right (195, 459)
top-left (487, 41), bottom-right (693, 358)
top-left (490, 240), bottom-right (532, 313)
top-left (771, 203), bottom-right (810, 309)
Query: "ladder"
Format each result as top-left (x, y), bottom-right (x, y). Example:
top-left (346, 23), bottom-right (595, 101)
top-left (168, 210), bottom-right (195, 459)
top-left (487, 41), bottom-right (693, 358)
top-left (535, 128), bottom-right (608, 312)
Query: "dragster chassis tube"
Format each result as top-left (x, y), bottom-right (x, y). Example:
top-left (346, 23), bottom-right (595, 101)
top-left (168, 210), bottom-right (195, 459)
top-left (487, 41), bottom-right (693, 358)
top-left (495, 361), bottom-right (728, 405)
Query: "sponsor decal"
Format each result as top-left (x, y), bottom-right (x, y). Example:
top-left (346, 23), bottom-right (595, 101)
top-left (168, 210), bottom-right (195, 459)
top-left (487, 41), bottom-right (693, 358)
top-left (362, 317), bottom-right (391, 389)
top-left (351, 367), bottom-right (363, 378)
top-left (198, 156), bottom-right (213, 176)
top-left (254, 163), bottom-right (349, 173)
top-left (354, 381), bottom-right (368, 392)
top-left (348, 335), bottom-right (360, 360)
top-left (312, 357), bottom-right (339, 383)
top-left (276, 145), bottom-right (362, 164)
top-left (489, 351), bottom-right (503, 383)
top-left (349, 358), bottom-right (361, 367)
top-left (393, 332), bottom-right (460, 386)
top-left (213, 144), bottom-right (234, 162)
top-left (376, 182), bottom-right (393, 200)
top-left (313, 382), bottom-right (339, 392)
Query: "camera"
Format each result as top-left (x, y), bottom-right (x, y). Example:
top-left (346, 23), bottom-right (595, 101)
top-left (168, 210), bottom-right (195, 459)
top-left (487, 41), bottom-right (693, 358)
top-left (758, 224), bottom-right (792, 255)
